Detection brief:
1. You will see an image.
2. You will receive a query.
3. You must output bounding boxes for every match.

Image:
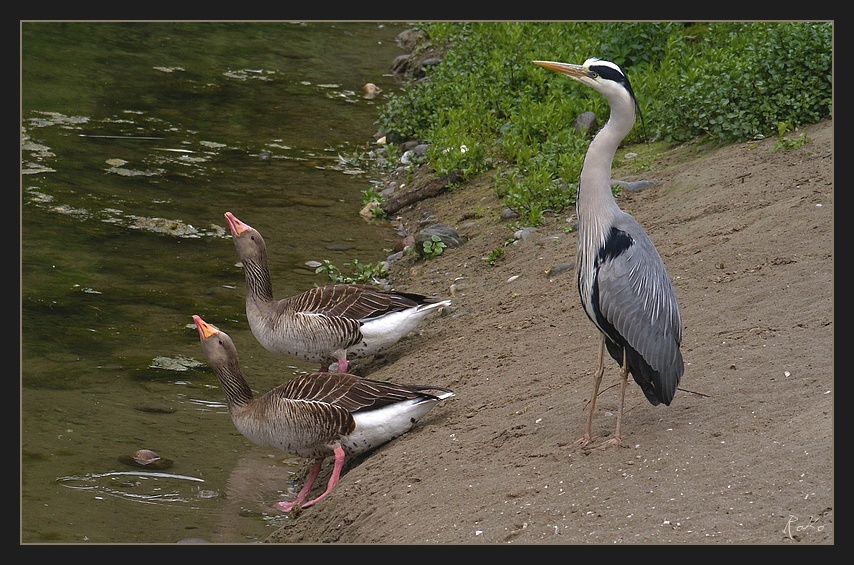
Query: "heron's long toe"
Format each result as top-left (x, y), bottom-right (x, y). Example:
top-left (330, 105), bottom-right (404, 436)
top-left (586, 436), bottom-right (624, 451)
top-left (558, 434), bottom-right (596, 452)
top-left (575, 435), bottom-right (594, 448)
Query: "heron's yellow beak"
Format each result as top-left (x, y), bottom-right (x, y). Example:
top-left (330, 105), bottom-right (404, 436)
top-left (533, 60), bottom-right (590, 80)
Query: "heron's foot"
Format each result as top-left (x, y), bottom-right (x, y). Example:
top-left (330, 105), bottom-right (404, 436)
top-left (586, 436), bottom-right (624, 451)
top-left (575, 433), bottom-right (597, 448)
top-left (558, 434), bottom-right (595, 452)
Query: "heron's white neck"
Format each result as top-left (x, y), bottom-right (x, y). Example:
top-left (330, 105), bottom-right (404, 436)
top-left (575, 88), bottom-right (637, 313)
top-left (577, 91), bottom-right (636, 228)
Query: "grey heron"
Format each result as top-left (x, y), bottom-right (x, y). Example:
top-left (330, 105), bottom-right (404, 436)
top-left (533, 58), bottom-right (684, 449)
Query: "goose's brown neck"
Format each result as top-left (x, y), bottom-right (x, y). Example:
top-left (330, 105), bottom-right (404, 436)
top-left (214, 360), bottom-right (255, 409)
top-left (242, 252), bottom-right (275, 304)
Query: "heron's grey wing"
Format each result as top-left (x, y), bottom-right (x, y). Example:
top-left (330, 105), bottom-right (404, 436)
top-left (596, 218), bottom-right (683, 387)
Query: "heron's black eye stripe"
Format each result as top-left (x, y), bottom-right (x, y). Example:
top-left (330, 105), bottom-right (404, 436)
top-left (590, 65), bottom-right (625, 83)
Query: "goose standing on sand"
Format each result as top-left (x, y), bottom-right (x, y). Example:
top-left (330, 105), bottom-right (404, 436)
top-left (193, 314), bottom-right (454, 512)
top-left (224, 212), bottom-right (451, 373)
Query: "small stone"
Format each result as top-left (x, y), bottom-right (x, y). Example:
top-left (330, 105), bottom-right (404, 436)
top-left (118, 449), bottom-right (174, 470)
top-left (362, 83), bottom-right (382, 99)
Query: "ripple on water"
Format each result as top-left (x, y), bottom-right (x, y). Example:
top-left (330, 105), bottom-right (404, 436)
top-left (57, 470), bottom-right (218, 506)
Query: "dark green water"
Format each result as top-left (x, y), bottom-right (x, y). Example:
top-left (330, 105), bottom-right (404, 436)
top-left (21, 21), bottom-right (408, 543)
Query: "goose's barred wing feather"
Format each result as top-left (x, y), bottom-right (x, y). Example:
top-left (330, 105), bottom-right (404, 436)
top-left (286, 284), bottom-right (434, 320)
top-left (277, 372), bottom-right (442, 413)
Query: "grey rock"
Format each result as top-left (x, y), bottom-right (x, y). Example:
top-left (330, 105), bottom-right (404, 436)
top-left (611, 179), bottom-right (658, 192)
top-left (414, 223), bottom-right (463, 257)
top-left (547, 262), bottom-right (575, 278)
top-left (513, 227), bottom-right (538, 242)
top-left (575, 111), bottom-right (598, 136)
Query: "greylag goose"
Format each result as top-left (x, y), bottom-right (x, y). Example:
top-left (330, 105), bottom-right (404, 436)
top-left (224, 211), bottom-right (451, 373)
top-left (193, 314), bottom-right (454, 512)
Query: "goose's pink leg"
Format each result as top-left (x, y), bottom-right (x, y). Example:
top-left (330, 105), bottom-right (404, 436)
top-left (300, 446), bottom-right (346, 509)
top-left (274, 458), bottom-right (323, 512)
top-left (275, 447), bottom-right (346, 512)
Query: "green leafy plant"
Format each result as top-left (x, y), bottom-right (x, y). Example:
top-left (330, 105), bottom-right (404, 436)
top-left (422, 235), bottom-right (447, 259)
top-left (349, 258), bottom-right (389, 284)
top-left (377, 21), bottom-right (830, 226)
top-left (496, 163), bottom-right (576, 226)
top-left (483, 246), bottom-right (504, 266)
top-left (314, 259), bottom-right (344, 283)
top-left (773, 121), bottom-right (812, 152)
top-left (360, 186), bottom-right (387, 218)
top-left (361, 187), bottom-right (382, 206)
top-left (314, 259), bottom-right (389, 285)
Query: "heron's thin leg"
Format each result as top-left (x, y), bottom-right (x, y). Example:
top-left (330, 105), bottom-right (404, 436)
top-left (590, 345), bottom-right (627, 450)
top-left (575, 335), bottom-right (606, 448)
top-left (613, 348), bottom-right (630, 443)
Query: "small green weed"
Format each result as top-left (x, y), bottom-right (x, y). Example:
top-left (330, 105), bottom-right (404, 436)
top-left (315, 259), bottom-right (389, 285)
top-left (773, 122), bottom-right (812, 152)
top-left (314, 259), bottom-right (344, 282)
top-left (483, 246), bottom-right (504, 266)
top-left (422, 235), bottom-right (447, 259)
top-left (360, 187), bottom-right (387, 218)
top-left (361, 187), bottom-right (382, 206)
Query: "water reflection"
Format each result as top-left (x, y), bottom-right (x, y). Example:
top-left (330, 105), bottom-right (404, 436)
top-left (22, 21), bottom-right (408, 543)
